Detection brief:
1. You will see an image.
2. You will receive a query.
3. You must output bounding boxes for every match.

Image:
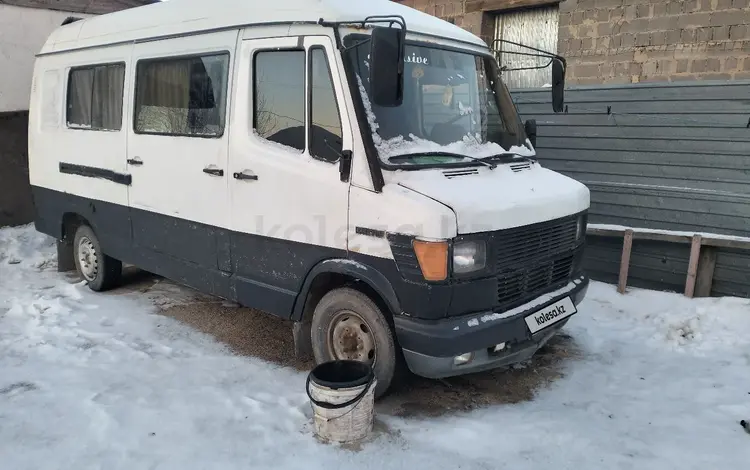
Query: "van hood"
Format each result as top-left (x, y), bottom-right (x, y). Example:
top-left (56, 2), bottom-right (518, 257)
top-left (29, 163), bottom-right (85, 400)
top-left (393, 163), bottom-right (590, 234)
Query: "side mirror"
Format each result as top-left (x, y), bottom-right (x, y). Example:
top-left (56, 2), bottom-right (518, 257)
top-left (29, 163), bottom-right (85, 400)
top-left (369, 26), bottom-right (405, 107)
top-left (524, 119), bottom-right (537, 149)
top-left (551, 58), bottom-right (565, 113)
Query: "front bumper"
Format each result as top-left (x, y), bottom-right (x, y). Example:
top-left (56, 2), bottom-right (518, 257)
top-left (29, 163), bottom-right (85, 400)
top-left (394, 275), bottom-right (589, 379)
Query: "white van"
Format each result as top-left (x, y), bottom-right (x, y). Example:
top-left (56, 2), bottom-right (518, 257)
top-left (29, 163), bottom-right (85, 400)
top-left (29, 0), bottom-right (590, 397)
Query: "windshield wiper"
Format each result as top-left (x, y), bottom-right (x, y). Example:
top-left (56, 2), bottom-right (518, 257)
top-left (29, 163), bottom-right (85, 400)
top-left (480, 152), bottom-right (534, 163)
top-left (388, 152), bottom-right (497, 169)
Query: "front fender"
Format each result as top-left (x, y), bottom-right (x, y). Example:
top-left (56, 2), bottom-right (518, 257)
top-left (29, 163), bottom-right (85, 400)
top-left (291, 258), bottom-right (401, 322)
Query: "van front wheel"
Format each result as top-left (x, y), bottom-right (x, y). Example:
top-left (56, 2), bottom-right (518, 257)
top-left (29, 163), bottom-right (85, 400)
top-left (311, 287), bottom-right (398, 399)
top-left (73, 225), bottom-right (122, 292)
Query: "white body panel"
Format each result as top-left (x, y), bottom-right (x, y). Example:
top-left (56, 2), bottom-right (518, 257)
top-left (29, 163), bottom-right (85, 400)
top-left (126, 30), bottom-right (238, 229)
top-left (38, 0), bottom-right (484, 56)
top-left (28, 44), bottom-right (131, 209)
top-left (229, 34), bottom-right (350, 250)
top-left (392, 163), bottom-right (591, 234)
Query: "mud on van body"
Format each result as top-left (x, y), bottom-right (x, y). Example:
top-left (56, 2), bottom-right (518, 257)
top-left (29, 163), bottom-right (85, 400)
top-left (28, 0), bottom-right (590, 398)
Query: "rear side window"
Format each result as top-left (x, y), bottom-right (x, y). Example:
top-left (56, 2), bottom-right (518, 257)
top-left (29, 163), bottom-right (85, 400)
top-left (67, 63), bottom-right (125, 131)
top-left (135, 53), bottom-right (229, 137)
top-left (253, 50), bottom-right (305, 151)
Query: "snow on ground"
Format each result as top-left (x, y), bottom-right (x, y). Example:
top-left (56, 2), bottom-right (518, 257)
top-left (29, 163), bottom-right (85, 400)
top-left (1, 224), bottom-right (749, 469)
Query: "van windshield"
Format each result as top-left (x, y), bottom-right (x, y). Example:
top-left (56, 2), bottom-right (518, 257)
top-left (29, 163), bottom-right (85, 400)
top-left (345, 36), bottom-right (531, 168)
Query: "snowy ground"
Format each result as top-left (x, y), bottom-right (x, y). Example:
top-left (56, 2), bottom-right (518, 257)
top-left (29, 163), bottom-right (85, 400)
top-left (1, 224), bottom-right (749, 469)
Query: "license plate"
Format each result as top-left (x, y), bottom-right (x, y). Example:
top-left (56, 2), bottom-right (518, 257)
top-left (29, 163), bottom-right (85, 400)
top-left (524, 297), bottom-right (577, 334)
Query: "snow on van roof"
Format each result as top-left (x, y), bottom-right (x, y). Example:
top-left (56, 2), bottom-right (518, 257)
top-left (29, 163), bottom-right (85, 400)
top-left (39, 0), bottom-right (486, 55)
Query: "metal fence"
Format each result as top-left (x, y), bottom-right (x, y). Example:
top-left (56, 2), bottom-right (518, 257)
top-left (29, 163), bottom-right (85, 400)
top-left (512, 81), bottom-right (750, 298)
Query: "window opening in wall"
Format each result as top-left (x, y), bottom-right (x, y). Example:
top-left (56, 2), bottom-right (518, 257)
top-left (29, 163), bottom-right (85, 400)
top-left (309, 47), bottom-right (344, 162)
top-left (67, 63), bottom-right (125, 131)
top-left (253, 50), bottom-right (306, 151)
top-left (135, 53), bottom-right (229, 137)
top-left (494, 5), bottom-right (560, 89)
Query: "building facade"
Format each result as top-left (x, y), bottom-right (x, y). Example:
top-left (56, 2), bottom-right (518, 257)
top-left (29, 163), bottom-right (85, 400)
top-left (0, 0), bottom-right (155, 227)
top-left (393, 0), bottom-right (750, 85)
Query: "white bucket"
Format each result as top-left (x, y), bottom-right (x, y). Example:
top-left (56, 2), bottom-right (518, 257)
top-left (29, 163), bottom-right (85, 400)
top-left (306, 360), bottom-right (376, 444)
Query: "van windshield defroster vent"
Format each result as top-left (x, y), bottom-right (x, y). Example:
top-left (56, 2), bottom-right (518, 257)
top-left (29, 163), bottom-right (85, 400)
top-left (510, 162), bottom-right (532, 172)
top-left (443, 169), bottom-right (480, 178)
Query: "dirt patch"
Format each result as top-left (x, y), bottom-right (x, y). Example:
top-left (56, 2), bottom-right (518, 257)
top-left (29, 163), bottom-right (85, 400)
top-left (114, 270), bottom-right (581, 417)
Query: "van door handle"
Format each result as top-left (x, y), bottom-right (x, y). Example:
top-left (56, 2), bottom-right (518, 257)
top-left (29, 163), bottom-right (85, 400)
top-left (203, 167), bottom-right (224, 177)
top-left (233, 170), bottom-right (258, 181)
top-left (127, 157), bottom-right (143, 166)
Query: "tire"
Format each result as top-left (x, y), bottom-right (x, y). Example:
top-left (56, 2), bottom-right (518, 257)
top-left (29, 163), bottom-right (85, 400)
top-left (311, 287), bottom-right (399, 399)
top-left (73, 225), bottom-right (122, 292)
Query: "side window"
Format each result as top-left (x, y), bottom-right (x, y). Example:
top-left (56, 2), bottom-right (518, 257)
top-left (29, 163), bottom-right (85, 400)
top-left (309, 48), bottom-right (343, 162)
top-left (135, 53), bottom-right (229, 137)
top-left (253, 50), bottom-right (305, 151)
top-left (67, 63), bottom-right (125, 131)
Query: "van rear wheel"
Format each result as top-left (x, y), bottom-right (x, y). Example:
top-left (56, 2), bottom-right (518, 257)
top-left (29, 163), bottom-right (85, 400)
top-left (73, 225), bottom-right (122, 292)
top-left (311, 287), bottom-right (398, 399)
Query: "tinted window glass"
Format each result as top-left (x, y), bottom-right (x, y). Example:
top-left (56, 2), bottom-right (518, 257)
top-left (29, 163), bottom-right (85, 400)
top-left (67, 63), bottom-right (125, 130)
top-left (254, 50), bottom-right (305, 151)
top-left (135, 53), bottom-right (229, 137)
top-left (309, 48), bottom-right (343, 162)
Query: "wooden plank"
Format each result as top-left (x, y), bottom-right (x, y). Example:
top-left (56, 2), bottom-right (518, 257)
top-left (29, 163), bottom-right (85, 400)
top-left (513, 82), bottom-right (750, 103)
top-left (465, 0), bottom-right (559, 14)
top-left (705, 238), bottom-right (750, 250)
top-left (617, 229), bottom-right (634, 294)
top-left (519, 113), bottom-right (749, 128)
top-left (588, 228), bottom-right (694, 244)
top-left (587, 227), bottom-right (750, 250)
top-left (684, 235), bottom-right (703, 298)
top-left (695, 247), bottom-right (718, 298)
top-left (539, 126), bottom-right (750, 142)
top-left (537, 136), bottom-right (750, 156)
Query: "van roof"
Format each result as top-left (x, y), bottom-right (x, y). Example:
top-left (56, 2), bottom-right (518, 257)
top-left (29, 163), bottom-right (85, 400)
top-left (38, 0), bottom-right (486, 55)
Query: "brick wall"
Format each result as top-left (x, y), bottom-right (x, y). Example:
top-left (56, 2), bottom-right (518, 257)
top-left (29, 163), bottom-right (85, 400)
top-left (395, 0), bottom-right (750, 84)
top-left (561, 0), bottom-right (750, 84)
top-left (396, 0), bottom-right (489, 41)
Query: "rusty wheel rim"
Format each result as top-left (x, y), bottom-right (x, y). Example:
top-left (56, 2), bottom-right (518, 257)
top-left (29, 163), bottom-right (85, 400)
top-left (328, 310), bottom-right (376, 365)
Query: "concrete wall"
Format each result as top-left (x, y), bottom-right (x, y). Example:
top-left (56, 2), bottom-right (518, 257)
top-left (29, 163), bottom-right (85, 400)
top-left (0, 4), bottom-right (93, 113)
top-left (560, 0), bottom-right (750, 84)
top-left (513, 81), bottom-right (750, 297)
top-left (0, 112), bottom-right (34, 227)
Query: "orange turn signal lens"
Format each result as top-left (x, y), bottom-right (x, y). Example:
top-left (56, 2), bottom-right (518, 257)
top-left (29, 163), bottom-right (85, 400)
top-left (412, 239), bottom-right (449, 281)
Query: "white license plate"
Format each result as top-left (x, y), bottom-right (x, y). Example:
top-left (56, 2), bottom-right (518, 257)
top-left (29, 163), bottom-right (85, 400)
top-left (524, 297), bottom-right (577, 334)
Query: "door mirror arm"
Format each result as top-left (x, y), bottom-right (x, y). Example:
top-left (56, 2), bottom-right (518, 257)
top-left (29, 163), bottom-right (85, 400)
top-left (524, 119), bottom-right (537, 149)
top-left (339, 150), bottom-right (353, 182)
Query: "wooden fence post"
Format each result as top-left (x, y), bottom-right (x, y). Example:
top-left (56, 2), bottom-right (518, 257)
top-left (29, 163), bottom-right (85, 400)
top-left (617, 229), bottom-right (634, 294)
top-left (695, 246), bottom-right (717, 298)
top-left (684, 234), bottom-right (702, 298)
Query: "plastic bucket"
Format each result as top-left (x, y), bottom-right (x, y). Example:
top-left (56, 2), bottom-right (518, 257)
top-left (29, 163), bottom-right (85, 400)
top-left (306, 360), bottom-right (376, 444)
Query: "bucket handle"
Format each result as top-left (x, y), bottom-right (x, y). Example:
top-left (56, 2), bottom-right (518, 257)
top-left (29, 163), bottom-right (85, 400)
top-left (305, 368), bottom-right (375, 411)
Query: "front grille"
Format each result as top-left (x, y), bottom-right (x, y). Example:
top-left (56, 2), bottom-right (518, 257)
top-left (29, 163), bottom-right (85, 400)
top-left (495, 216), bottom-right (579, 270)
top-left (492, 213), bottom-right (585, 309)
top-left (496, 253), bottom-right (575, 309)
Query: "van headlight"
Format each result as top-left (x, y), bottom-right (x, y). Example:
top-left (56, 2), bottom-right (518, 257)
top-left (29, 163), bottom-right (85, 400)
top-left (453, 240), bottom-right (487, 274)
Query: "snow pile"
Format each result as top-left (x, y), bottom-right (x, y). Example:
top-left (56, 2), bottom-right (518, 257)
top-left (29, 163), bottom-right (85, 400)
top-left (1, 225), bottom-right (749, 469)
top-left (583, 282), bottom-right (750, 353)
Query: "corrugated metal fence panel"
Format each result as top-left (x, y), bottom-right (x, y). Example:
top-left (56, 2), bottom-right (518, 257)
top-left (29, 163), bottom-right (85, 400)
top-left (494, 5), bottom-right (559, 89)
top-left (512, 81), bottom-right (750, 298)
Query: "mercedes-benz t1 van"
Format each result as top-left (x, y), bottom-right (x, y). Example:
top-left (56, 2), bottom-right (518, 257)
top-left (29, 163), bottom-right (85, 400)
top-left (28, 0), bottom-right (590, 397)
